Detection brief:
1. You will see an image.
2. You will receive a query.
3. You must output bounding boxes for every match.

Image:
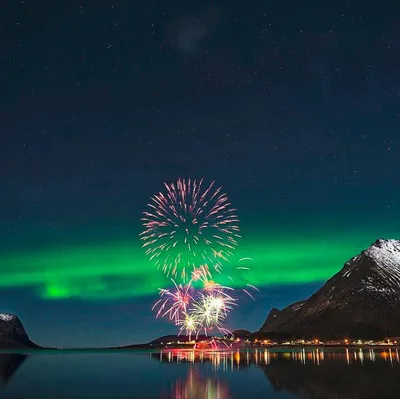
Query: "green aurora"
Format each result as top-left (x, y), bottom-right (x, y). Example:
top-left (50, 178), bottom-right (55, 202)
top-left (1, 225), bottom-right (399, 301)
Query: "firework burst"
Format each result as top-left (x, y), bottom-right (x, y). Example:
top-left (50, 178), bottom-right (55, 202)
top-left (152, 279), bottom-right (192, 322)
top-left (177, 313), bottom-right (199, 339)
top-left (140, 179), bottom-right (240, 282)
top-left (143, 179), bottom-right (257, 339)
top-left (189, 291), bottom-right (237, 336)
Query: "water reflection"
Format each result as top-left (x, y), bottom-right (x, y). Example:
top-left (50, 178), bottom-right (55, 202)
top-left (264, 355), bottom-right (400, 399)
top-left (156, 347), bottom-right (400, 368)
top-left (156, 348), bottom-right (400, 398)
top-left (1, 349), bottom-right (400, 399)
top-left (0, 353), bottom-right (27, 386)
top-left (161, 367), bottom-right (230, 399)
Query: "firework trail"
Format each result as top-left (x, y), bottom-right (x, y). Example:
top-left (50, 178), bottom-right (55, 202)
top-left (140, 179), bottom-right (240, 282)
top-left (192, 265), bottom-right (236, 299)
top-left (227, 258), bottom-right (260, 300)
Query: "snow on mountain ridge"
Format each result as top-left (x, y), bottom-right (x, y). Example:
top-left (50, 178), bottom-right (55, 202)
top-left (357, 239), bottom-right (400, 300)
top-left (292, 303), bottom-right (304, 311)
top-left (0, 314), bottom-right (15, 322)
top-left (365, 239), bottom-right (400, 280)
top-left (365, 239), bottom-right (400, 262)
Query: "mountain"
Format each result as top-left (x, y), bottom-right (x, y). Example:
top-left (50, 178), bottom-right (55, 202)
top-left (0, 313), bottom-right (40, 349)
top-left (259, 239), bottom-right (400, 340)
top-left (148, 335), bottom-right (202, 344)
top-left (259, 300), bottom-right (306, 334)
top-left (232, 329), bottom-right (251, 338)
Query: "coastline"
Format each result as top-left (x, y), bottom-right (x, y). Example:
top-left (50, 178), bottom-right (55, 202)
top-left (1, 344), bottom-right (400, 354)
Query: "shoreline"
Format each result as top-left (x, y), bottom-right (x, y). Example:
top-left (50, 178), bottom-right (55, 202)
top-left (1, 344), bottom-right (400, 353)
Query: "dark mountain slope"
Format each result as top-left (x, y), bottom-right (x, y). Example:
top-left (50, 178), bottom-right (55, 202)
top-left (0, 313), bottom-right (40, 349)
top-left (260, 239), bottom-right (400, 339)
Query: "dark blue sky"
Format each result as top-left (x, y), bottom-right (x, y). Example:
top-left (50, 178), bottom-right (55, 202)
top-left (1, 0), bottom-right (399, 347)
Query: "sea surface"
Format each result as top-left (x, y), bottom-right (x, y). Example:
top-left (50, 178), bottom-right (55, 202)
top-left (0, 347), bottom-right (399, 398)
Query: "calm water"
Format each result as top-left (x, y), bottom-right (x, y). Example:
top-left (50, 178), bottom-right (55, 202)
top-left (0, 348), bottom-right (399, 398)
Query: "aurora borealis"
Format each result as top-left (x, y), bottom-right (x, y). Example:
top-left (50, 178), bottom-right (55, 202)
top-left (2, 1), bottom-right (400, 347)
top-left (1, 205), bottom-right (399, 347)
top-left (1, 217), bottom-right (398, 300)
top-left (1, 198), bottom-right (400, 347)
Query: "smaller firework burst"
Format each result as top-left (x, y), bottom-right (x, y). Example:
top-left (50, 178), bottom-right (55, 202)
top-left (151, 260), bottom-right (258, 338)
top-left (152, 279), bottom-right (192, 322)
top-left (177, 313), bottom-right (199, 340)
top-left (189, 291), bottom-right (237, 336)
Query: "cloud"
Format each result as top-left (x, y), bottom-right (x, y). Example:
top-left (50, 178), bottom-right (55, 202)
top-left (168, 6), bottom-right (222, 56)
top-left (175, 22), bottom-right (207, 54)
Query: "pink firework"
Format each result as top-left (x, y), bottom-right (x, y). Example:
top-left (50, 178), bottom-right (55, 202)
top-left (152, 279), bottom-right (193, 322)
top-left (140, 179), bottom-right (240, 282)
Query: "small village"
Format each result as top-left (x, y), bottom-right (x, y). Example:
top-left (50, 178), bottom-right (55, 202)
top-left (157, 335), bottom-right (400, 349)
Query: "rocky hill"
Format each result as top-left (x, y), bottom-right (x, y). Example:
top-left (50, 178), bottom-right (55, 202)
top-left (0, 313), bottom-right (40, 349)
top-left (259, 239), bottom-right (400, 339)
top-left (232, 329), bottom-right (251, 338)
top-left (259, 300), bottom-right (306, 334)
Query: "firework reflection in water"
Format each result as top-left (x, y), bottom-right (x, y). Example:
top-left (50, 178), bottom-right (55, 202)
top-left (156, 348), bottom-right (400, 369)
top-left (161, 367), bottom-right (230, 399)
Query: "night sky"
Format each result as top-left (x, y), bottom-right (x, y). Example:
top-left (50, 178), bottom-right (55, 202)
top-left (1, 1), bottom-right (399, 348)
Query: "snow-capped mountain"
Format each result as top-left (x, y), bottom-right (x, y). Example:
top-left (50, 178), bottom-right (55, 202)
top-left (259, 239), bottom-right (400, 339)
top-left (0, 313), bottom-right (40, 349)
